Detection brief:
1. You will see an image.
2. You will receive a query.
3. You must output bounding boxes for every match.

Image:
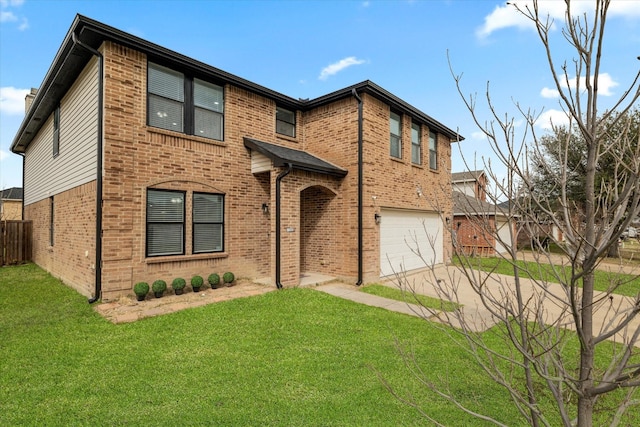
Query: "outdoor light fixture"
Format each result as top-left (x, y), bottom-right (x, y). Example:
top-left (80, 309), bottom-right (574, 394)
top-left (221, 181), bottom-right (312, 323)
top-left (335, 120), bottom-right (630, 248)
top-left (262, 203), bottom-right (269, 214)
top-left (445, 216), bottom-right (451, 225)
top-left (374, 213), bottom-right (381, 224)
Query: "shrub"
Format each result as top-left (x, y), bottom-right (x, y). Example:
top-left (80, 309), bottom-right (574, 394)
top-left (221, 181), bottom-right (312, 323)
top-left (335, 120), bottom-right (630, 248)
top-left (133, 282), bottom-right (149, 296)
top-left (172, 278), bottom-right (186, 291)
top-left (208, 273), bottom-right (220, 287)
top-left (191, 275), bottom-right (204, 288)
top-left (152, 279), bottom-right (167, 294)
top-left (223, 272), bottom-right (235, 284)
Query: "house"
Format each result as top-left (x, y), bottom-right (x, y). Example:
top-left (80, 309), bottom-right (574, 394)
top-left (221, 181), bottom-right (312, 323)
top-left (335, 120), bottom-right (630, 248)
top-left (0, 187), bottom-right (23, 220)
top-left (10, 15), bottom-right (461, 301)
top-left (452, 171), bottom-right (512, 256)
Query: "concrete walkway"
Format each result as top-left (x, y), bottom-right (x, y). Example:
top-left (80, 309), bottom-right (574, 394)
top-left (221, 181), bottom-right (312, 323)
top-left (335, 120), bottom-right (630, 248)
top-left (316, 257), bottom-right (640, 347)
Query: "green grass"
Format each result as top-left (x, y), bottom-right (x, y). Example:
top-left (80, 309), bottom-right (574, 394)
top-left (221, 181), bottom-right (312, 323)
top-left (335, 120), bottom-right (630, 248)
top-left (454, 256), bottom-right (640, 297)
top-left (0, 263), bottom-right (637, 426)
top-left (361, 284), bottom-right (460, 312)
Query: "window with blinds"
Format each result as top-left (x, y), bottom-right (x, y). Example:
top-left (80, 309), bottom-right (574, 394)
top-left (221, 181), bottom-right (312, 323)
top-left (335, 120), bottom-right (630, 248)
top-left (194, 79), bottom-right (224, 140)
top-left (193, 192), bottom-right (224, 253)
top-left (147, 62), bottom-right (224, 140)
top-left (429, 131), bottom-right (438, 170)
top-left (148, 63), bottom-right (184, 133)
top-left (53, 106), bottom-right (60, 157)
top-left (411, 121), bottom-right (421, 165)
top-left (146, 189), bottom-right (185, 256)
top-left (276, 106), bottom-right (296, 137)
top-left (390, 111), bottom-right (402, 159)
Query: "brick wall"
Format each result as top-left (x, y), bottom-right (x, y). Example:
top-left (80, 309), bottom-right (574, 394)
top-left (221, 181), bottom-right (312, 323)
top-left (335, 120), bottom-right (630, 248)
top-left (25, 181), bottom-right (96, 296)
top-left (453, 214), bottom-right (496, 256)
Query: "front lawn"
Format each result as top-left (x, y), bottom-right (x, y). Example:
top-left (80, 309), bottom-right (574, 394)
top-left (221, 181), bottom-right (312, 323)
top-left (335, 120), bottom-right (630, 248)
top-left (1, 264), bottom-right (637, 425)
top-left (361, 284), bottom-right (460, 311)
top-left (455, 256), bottom-right (640, 297)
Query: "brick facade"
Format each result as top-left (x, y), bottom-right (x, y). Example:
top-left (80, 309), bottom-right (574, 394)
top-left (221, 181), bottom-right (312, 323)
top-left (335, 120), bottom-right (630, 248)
top-left (16, 18), bottom-right (459, 301)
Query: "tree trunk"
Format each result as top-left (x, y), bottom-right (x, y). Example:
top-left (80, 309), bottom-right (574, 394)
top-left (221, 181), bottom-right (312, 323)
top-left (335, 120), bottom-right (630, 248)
top-left (577, 271), bottom-right (596, 427)
top-left (607, 241), bottom-right (620, 258)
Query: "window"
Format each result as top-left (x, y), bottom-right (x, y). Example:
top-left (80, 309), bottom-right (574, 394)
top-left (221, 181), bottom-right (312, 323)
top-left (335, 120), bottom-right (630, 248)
top-left (147, 62), bottom-right (224, 140)
top-left (146, 189), bottom-right (185, 256)
top-left (411, 122), bottom-right (421, 165)
top-left (390, 111), bottom-right (402, 158)
top-left (194, 78), bottom-right (224, 140)
top-left (429, 131), bottom-right (438, 170)
top-left (276, 106), bottom-right (296, 137)
top-left (53, 106), bottom-right (60, 157)
top-left (193, 192), bottom-right (224, 253)
top-left (49, 196), bottom-right (54, 246)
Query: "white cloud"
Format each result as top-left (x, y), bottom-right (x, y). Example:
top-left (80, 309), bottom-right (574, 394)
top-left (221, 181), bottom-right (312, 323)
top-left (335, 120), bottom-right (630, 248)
top-left (0, 86), bottom-right (29, 115)
top-left (471, 130), bottom-right (487, 140)
top-left (0, 10), bottom-right (16, 22)
top-left (1, 0), bottom-right (27, 30)
top-left (319, 57), bottom-right (366, 80)
top-left (0, 149), bottom-right (8, 161)
top-left (535, 109), bottom-right (570, 130)
top-left (0, 0), bottom-right (26, 7)
top-left (539, 73), bottom-right (618, 100)
top-left (476, 1), bottom-right (640, 39)
top-left (540, 87), bottom-right (559, 98)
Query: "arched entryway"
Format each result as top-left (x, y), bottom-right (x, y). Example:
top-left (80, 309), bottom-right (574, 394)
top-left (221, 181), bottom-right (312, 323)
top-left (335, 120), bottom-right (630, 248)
top-left (300, 185), bottom-right (340, 277)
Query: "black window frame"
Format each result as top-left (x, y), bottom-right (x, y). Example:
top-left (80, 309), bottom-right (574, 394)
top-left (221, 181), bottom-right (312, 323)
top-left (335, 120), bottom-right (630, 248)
top-left (276, 106), bottom-right (296, 137)
top-left (192, 192), bottom-right (225, 254)
top-left (147, 61), bottom-right (224, 141)
top-left (411, 121), bottom-right (422, 165)
top-left (429, 131), bottom-right (438, 170)
top-left (146, 189), bottom-right (186, 257)
top-left (390, 111), bottom-right (402, 159)
top-left (53, 105), bottom-right (60, 158)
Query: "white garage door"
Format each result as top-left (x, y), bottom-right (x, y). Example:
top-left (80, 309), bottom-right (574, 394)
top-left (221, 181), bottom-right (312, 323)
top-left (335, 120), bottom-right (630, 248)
top-left (380, 209), bottom-right (443, 277)
top-left (495, 218), bottom-right (512, 254)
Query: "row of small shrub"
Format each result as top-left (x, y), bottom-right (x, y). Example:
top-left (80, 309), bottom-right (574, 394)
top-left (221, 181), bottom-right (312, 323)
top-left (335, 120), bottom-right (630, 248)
top-left (133, 272), bottom-right (235, 301)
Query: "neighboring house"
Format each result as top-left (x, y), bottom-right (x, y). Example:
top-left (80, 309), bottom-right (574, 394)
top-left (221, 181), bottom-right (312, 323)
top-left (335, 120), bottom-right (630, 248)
top-left (10, 15), bottom-right (462, 301)
top-left (452, 171), bottom-right (512, 256)
top-left (0, 187), bottom-right (23, 220)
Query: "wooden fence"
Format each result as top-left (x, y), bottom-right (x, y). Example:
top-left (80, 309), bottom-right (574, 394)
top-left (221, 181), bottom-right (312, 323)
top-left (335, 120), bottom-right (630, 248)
top-left (1, 221), bottom-right (32, 266)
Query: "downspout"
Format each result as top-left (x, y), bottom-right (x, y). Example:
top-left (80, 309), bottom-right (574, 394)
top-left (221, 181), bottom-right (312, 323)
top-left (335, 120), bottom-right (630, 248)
top-left (275, 163), bottom-right (293, 289)
top-left (352, 89), bottom-right (363, 286)
top-left (19, 153), bottom-right (25, 220)
top-left (72, 32), bottom-right (104, 304)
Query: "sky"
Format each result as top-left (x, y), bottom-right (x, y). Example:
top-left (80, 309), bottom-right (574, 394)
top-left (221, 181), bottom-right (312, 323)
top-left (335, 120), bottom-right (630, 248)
top-left (1, 0), bottom-right (639, 191)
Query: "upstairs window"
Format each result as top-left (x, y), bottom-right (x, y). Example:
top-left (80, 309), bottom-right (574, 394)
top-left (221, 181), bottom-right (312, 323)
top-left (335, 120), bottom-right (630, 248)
top-left (148, 63), bottom-right (184, 133)
top-left (276, 106), bottom-right (296, 137)
top-left (429, 131), bottom-right (438, 170)
top-left (146, 189), bottom-right (185, 257)
top-left (53, 106), bottom-right (60, 157)
top-left (194, 79), bottom-right (224, 140)
top-left (147, 62), bottom-right (224, 140)
top-left (411, 122), bottom-right (421, 165)
top-left (390, 111), bottom-right (402, 159)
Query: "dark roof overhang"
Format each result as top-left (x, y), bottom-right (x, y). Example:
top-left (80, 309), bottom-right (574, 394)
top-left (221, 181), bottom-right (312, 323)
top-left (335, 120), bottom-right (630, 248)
top-left (12, 14), bottom-right (463, 154)
top-left (244, 137), bottom-right (348, 178)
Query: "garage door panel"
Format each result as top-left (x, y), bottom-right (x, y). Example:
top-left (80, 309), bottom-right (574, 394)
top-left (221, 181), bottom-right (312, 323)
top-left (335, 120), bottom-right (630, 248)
top-left (380, 209), bottom-right (443, 277)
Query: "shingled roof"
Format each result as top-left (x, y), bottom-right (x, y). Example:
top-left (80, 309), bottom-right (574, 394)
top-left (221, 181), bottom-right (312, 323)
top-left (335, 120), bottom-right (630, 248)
top-left (243, 138), bottom-right (348, 178)
top-left (0, 187), bottom-right (23, 200)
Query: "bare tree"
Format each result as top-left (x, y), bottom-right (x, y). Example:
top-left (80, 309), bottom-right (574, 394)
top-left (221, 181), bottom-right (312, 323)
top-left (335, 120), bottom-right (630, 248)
top-left (387, 1), bottom-right (640, 426)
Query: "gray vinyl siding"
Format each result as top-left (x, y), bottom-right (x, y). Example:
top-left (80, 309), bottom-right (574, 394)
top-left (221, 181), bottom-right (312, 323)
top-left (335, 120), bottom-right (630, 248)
top-left (24, 57), bottom-right (99, 206)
